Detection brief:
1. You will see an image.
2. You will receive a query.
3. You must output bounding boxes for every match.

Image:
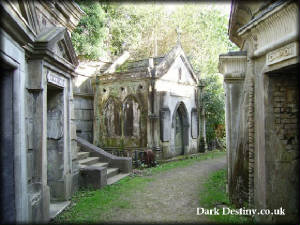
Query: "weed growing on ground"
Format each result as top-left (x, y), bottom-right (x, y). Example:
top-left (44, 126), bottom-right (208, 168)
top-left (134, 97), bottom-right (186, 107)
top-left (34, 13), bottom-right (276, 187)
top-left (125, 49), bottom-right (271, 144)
top-left (200, 169), bottom-right (254, 224)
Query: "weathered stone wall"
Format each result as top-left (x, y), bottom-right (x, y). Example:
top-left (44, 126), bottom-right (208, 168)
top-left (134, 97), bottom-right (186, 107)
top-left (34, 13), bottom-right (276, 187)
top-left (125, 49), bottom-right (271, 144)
top-left (73, 95), bottom-right (94, 142)
top-left (94, 76), bottom-right (149, 152)
top-left (157, 55), bottom-right (198, 158)
top-left (94, 47), bottom-right (201, 160)
top-left (73, 61), bottom-right (103, 142)
top-left (264, 71), bottom-right (299, 222)
top-left (0, 1), bottom-right (83, 223)
top-left (220, 1), bottom-right (299, 223)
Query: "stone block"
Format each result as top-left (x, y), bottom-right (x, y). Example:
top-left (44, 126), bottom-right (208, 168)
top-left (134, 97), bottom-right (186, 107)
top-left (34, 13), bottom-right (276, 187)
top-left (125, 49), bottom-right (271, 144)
top-left (64, 173), bottom-right (73, 200)
top-left (111, 157), bottom-right (132, 173)
top-left (79, 166), bottom-right (107, 189)
top-left (70, 121), bottom-right (77, 140)
top-left (71, 140), bottom-right (77, 159)
top-left (70, 105), bottom-right (76, 120)
top-left (48, 180), bottom-right (66, 201)
top-left (71, 172), bottom-right (79, 195)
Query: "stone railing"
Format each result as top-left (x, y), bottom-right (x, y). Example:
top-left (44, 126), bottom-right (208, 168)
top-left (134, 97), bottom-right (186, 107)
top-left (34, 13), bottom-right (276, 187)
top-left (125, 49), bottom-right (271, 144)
top-left (76, 137), bottom-right (132, 173)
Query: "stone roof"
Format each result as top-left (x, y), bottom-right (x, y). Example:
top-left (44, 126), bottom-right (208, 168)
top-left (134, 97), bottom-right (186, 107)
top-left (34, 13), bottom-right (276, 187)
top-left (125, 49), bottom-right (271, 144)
top-left (98, 43), bottom-right (198, 84)
top-left (99, 56), bottom-right (164, 73)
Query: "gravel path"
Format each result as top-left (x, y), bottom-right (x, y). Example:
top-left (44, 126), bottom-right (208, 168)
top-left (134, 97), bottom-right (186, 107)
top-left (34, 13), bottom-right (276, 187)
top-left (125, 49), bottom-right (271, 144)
top-left (102, 154), bottom-right (226, 223)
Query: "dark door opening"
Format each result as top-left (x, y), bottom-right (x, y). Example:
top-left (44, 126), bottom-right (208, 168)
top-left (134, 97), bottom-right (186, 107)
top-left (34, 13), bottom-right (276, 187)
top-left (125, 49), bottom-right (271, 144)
top-left (0, 66), bottom-right (16, 223)
top-left (47, 85), bottom-right (64, 202)
top-left (175, 109), bottom-right (184, 155)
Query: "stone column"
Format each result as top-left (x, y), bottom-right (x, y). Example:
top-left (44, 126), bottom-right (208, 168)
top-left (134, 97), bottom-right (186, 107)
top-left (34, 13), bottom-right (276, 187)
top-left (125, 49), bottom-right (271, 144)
top-left (148, 59), bottom-right (161, 157)
top-left (197, 80), bottom-right (207, 152)
top-left (27, 59), bottom-right (50, 222)
top-left (92, 77), bottom-right (101, 146)
top-left (219, 52), bottom-right (247, 198)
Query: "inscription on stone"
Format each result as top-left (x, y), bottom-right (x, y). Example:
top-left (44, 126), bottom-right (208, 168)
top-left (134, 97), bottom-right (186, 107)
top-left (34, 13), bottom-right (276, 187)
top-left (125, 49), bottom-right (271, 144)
top-left (266, 42), bottom-right (298, 66)
top-left (47, 71), bottom-right (65, 87)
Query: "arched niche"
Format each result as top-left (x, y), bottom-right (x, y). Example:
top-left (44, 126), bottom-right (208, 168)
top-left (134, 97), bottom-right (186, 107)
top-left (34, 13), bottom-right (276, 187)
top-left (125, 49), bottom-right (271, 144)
top-left (103, 97), bottom-right (121, 137)
top-left (123, 96), bottom-right (141, 137)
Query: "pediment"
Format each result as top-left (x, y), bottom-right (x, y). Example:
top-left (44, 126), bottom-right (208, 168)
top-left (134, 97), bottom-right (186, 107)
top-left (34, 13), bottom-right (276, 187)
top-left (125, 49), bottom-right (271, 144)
top-left (33, 27), bottom-right (78, 66)
top-left (12, 0), bottom-right (39, 34)
top-left (156, 44), bottom-right (198, 85)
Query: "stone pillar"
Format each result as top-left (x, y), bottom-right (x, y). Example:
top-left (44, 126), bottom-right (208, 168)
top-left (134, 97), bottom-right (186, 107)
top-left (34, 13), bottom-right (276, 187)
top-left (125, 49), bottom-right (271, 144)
top-left (93, 77), bottom-right (101, 147)
top-left (148, 60), bottom-right (161, 158)
top-left (27, 59), bottom-right (50, 222)
top-left (219, 52), bottom-right (247, 198)
top-left (197, 80), bottom-right (207, 152)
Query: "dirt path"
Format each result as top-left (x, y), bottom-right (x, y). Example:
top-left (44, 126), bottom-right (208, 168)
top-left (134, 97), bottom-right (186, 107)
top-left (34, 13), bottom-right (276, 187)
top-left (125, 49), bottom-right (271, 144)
top-left (102, 155), bottom-right (226, 223)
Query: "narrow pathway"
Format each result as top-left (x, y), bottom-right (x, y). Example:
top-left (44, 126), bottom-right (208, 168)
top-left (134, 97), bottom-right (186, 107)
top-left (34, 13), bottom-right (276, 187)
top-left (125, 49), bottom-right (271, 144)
top-left (101, 155), bottom-right (227, 223)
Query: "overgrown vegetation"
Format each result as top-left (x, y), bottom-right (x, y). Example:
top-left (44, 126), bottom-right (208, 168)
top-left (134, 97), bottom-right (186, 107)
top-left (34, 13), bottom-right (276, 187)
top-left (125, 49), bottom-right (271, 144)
top-left (200, 169), bottom-right (253, 224)
top-left (53, 150), bottom-right (225, 223)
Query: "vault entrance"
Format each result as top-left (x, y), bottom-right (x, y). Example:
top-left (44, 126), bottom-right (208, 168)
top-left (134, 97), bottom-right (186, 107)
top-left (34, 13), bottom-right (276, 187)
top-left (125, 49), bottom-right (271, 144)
top-left (174, 103), bottom-right (188, 156)
top-left (47, 85), bottom-right (64, 202)
top-left (175, 110), bottom-right (184, 155)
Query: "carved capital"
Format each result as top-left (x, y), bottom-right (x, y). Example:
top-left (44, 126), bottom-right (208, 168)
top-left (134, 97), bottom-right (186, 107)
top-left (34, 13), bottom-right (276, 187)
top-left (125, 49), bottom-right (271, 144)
top-left (219, 52), bottom-right (247, 82)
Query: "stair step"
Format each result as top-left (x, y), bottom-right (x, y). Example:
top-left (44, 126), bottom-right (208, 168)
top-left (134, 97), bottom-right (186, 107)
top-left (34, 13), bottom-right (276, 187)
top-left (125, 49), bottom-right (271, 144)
top-left (107, 173), bottom-right (130, 185)
top-left (77, 151), bottom-right (90, 160)
top-left (107, 168), bottom-right (119, 178)
top-left (78, 157), bottom-right (99, 166)
top-left (88, 162), bottom-right (109, 168)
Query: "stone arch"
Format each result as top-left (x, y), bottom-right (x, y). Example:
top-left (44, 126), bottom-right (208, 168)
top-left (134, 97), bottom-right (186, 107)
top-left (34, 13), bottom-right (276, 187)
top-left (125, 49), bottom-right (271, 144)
top-left (103, 96), bottom-right (121, 136)
top-left (172, 102), bottom-right (189, 155)
top-left (122, 95), bottom-right (142, 137)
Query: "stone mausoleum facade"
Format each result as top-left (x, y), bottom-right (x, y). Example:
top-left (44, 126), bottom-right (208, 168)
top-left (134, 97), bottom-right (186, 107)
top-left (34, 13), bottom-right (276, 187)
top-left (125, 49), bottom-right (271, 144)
top-left (219, 1), bottom-right (299, 223)
top-left (0, 1), bottom-right (85, 222)
top-left (94, 44), bottom-right (206, 160)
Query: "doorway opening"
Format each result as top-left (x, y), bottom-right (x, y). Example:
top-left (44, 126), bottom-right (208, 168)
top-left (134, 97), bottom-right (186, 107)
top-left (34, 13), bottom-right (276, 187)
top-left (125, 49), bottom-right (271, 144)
top-left (0, 65), bottom-right (15, 223)
top-left (47, 84), bottom-right (69, 218)
top-left (174, 102), bottom-right (188, 156)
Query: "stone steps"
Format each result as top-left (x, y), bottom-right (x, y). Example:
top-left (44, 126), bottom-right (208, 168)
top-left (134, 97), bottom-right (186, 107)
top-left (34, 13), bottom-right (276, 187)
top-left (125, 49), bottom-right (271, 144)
top-left (90, 162), bottom-right (109, 168)
top-left (77, 150), bottom-right (129, 188)
top-left (78, 156), bottom-right (99, 166)
top-left (107, 167), bottom-right (119, 178)
top-left (107, 173), bottom-right (130, 185)
top-left (77, 151), bottom-right (90, 160)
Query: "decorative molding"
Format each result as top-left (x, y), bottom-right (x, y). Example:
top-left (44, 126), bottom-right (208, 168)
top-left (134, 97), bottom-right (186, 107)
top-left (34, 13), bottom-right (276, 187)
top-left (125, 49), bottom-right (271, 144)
top-left (248, 78), bottom-right (255, 207)
top-left (219, 53), bottom-right (247, 82)
top-left (239, 2), bottom-right (298, 57)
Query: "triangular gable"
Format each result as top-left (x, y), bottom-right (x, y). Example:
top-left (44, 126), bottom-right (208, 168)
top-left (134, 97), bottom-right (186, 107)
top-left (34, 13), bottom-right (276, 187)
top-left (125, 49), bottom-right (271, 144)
top-left (155, 44), bottom-right (198, 84)
top-left (34, 27), bottom-right (78, 67)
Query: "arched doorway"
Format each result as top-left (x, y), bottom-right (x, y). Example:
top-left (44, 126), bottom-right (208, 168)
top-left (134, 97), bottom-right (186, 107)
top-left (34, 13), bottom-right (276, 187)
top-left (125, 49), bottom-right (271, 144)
top-left (173, 102), bottom-right (189, 156)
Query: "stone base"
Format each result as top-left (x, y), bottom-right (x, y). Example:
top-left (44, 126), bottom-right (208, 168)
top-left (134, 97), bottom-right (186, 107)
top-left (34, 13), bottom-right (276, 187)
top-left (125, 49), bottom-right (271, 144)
top-left (79, 166), bottom-right (107, 189)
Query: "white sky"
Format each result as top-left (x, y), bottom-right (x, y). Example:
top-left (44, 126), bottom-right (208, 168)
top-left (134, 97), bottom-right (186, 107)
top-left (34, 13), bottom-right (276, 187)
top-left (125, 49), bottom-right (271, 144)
top-left (163, 2), bottom-right (231, 16)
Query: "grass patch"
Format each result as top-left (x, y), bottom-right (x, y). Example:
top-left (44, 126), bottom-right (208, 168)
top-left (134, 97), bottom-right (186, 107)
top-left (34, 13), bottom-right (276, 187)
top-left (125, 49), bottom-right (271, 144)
top-left (147, 150), bottom-right (225, 175)
top-left (53, 176), bottom-right (153, 223)
top-left (53, 150), bottom-right (225, 223)
top-left (200, 169), bottom-right (254, 224)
